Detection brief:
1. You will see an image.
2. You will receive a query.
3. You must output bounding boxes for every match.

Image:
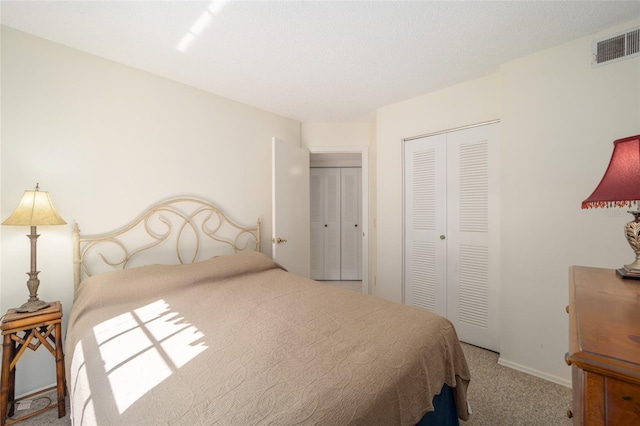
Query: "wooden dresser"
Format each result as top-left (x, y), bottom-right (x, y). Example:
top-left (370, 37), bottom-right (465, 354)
top-left (567, 266), bottom-right (640, 425)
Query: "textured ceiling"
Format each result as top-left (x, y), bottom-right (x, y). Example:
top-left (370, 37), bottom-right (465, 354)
top-left (1, 1), bottom-right (639, 122)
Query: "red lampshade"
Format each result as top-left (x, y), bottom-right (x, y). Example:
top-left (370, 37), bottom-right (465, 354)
top-left (582, 134), bottom-right (640, 209)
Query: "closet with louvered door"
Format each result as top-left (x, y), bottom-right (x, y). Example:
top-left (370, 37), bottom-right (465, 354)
top-left (310, 167), bottom-right (362, 281)
top-left (310, 168), bottom-right (341, 280)
top-left (403, 122), bottom-right (500, 352)
top-left (340, 168), bottom-right (362, 280)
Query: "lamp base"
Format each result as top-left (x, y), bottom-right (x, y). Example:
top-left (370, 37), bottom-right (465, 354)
top-left (16, 299), bottom-right (51, 313)
top-left (616, 267), bottom-right (640, 280)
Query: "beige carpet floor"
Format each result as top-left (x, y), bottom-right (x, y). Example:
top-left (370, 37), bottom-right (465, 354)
top-left (460, 343), bottom-right (572, 425)
top-left (10, 343), bottom-right (571, 425)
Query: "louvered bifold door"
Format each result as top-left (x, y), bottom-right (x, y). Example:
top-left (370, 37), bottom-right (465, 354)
top-left (403, 123), bottom-right (500, 352)
top-left (310, 168), bottom-right (342, 280)
top-left (404, 135), bottom-right (448, 317)
top-left (446, 124), bottom-right (500, 352)
top-left (310, 168), bottom-right (325, 280)
top-left (341, 168), bottom-right (362, 280)
top-left (323, 168), bottom-right (342, 280)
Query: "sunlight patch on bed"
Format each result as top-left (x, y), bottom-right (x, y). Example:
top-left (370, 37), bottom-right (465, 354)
top-left (69, 341), bottom-right (97, 425)
top-left (92, 300), bottom-right (207, 413)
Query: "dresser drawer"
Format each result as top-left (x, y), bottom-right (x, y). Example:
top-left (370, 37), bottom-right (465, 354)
top-left (607, 378), bottom-right (640, 425)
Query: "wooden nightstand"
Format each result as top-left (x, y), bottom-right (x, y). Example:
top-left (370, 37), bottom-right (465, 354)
top-left (0, 301), bottom-right (66, 426)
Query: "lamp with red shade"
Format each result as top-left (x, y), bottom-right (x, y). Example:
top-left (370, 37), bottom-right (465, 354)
top-left (582, 134), bottom-right (640, 279)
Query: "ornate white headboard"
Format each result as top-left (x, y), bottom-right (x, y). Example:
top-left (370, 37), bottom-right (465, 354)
top-left (73, 197), bottom-right (260, 294)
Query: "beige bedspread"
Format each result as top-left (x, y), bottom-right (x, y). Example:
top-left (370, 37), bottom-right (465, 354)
top-left (66, 251), bottom-right (470, 425)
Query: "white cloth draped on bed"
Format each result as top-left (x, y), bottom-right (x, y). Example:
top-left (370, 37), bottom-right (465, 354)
top-left (66, 251), bottom-right (470, 425)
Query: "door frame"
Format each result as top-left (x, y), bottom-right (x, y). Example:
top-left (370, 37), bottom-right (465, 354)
top-left (308, 146), bottom-right (369, 294)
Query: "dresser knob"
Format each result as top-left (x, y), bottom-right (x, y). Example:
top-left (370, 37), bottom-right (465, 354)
top-left (567, 409), bottom-right (573, 418)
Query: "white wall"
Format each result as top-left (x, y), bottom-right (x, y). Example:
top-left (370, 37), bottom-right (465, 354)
top-left (0, 26), bottom-right (300, 395)
top-left (498, 19), bottom-right (640, 384)
top-left (304, 122), bottom-right (369, 167)
top-left (301, 122), bottom-right (369, 147)
top-left (375, 18), bottom-right (640, 386)
top-left (376, 73), bottom-right (501, 302)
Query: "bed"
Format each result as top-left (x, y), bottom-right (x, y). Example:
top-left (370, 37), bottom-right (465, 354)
top-left (65, 198), bottom-right (471, 425)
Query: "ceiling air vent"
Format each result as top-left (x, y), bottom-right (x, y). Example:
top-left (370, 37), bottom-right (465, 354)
top-left (592, 26), bottom-right (640, 66)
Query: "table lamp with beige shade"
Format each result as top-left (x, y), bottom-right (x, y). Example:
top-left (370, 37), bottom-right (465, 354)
top-left (2, 183), bottom-right (66, 312)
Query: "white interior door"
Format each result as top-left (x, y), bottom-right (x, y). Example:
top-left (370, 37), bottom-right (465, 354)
top-left (446, 124), bottom-right (500, 351)
top-left (403, 123), bottom-right (500, 352)
top-left (309, 168), bottom-right (340, 280)
top-left (341, 168), bottom-right (362, 280)
top-left (272, 137), bottom-right (310, 277)
top-left (323, 168), bottom-right (341, 280)
top-left (310, 169), bottom-right (324, 279)
top-left (404, 135), bottom-right (448, 317)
